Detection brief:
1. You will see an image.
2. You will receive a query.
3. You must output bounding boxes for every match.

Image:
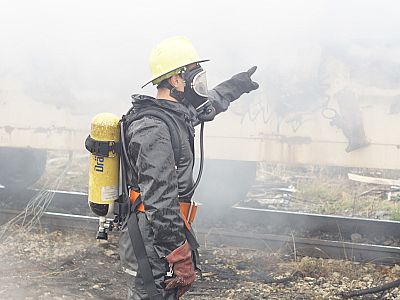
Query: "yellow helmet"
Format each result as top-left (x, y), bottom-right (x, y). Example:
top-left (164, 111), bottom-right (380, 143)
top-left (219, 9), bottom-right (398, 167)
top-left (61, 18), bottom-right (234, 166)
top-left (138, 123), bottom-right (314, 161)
top-left (142, 36), bottom-right (209, 88)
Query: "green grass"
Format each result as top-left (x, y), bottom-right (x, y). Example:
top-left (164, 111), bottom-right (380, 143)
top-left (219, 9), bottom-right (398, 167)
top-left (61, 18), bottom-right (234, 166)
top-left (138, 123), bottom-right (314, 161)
top-left (293, 178), bottom-right (400, 219)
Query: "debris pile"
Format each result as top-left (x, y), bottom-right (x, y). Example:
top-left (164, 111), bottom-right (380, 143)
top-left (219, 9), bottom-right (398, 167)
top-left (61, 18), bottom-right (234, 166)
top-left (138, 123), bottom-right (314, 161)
top-left (0, 227), bottom-right (399, 299)
top-left (242, 163), bottom-right (400, 220)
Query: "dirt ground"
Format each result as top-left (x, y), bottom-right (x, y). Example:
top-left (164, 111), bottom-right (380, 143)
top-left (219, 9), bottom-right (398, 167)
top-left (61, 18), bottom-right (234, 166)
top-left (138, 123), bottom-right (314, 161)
top-left (0, 226), bottom-right (400, 300)
top-left (2, 152), bottom-right (400, 299)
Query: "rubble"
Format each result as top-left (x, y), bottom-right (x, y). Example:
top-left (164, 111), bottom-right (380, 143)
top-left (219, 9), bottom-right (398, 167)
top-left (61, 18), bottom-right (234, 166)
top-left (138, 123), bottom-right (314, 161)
top-left (2, 153), bottom-right (399, 298)
top-left (0, 227), bottom-right (399, 299)
top-left (242, 163), bottom-right (400, 221)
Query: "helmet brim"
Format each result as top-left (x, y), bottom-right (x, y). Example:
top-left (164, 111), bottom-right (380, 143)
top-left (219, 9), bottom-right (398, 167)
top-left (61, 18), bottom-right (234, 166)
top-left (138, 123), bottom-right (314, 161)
top-left (141, 59), bottom-right (210, 88)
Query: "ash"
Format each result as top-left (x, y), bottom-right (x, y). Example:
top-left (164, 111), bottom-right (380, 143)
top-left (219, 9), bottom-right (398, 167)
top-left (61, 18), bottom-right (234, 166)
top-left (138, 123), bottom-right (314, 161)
top-left (0, 227), bottom-right (399, 299)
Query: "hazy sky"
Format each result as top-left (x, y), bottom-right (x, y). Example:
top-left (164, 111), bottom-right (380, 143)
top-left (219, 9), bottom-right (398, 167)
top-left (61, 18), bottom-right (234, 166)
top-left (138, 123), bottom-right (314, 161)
top-left (0, 0), bottom-right (399, 114)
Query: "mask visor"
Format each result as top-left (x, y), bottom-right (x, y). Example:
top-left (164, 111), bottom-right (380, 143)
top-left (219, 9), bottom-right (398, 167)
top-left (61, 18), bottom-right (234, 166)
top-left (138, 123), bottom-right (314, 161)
top-left (192, 70), bottom-right (208, 97)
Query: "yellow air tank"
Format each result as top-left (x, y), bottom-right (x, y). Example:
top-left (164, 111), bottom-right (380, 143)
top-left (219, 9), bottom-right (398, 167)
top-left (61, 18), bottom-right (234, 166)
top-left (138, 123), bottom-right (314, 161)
top-left (86, 113), bottom-right (120, 220)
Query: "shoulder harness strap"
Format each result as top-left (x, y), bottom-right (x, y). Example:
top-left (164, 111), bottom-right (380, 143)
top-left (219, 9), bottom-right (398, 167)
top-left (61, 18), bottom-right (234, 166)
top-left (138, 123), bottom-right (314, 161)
top-left (126, 107), bottom-right (183, 168)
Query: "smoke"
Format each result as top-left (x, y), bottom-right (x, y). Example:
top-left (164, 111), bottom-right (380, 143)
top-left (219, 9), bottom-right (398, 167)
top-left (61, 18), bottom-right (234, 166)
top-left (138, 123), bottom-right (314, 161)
top-left (0, 156), bottom-right (71, 240)
top-left (1, 9), bottom-right (400, 300)
top-left (1, 0), bottom-right (396, 110)
top-left (1, 0), bottom-right (400, 216)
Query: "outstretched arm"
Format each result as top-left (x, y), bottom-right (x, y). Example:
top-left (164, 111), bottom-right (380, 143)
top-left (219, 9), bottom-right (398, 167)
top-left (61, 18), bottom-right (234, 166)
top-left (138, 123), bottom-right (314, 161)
top-left (193, 66), bottom-right (259, 125)
top-left (210, 66), bottom-right (259, 114)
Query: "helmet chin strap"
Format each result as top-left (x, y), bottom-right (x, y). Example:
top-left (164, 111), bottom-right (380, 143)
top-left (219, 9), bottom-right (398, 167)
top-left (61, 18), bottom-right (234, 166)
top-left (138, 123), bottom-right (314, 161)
top-left (170, 87), bottom-right (185, 102)
top-left (158, 79), bottom-right (185, 102)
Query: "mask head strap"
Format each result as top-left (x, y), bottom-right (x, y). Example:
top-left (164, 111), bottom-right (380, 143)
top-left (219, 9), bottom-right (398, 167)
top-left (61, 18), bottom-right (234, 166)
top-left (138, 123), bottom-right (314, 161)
top-left (157, 77), bottom-right (185, 101)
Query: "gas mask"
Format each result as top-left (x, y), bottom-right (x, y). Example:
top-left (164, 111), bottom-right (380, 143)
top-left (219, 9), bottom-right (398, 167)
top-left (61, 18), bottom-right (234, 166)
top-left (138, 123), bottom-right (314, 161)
top-left (162, 64), bottom-right (214, 121)
top-left (182, 65), bottom-right (209, 110)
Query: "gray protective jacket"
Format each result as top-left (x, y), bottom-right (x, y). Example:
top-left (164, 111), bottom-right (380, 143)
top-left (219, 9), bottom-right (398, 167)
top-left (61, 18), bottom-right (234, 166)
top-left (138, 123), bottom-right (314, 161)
top-left (119, 74), bottom-right (256, 299)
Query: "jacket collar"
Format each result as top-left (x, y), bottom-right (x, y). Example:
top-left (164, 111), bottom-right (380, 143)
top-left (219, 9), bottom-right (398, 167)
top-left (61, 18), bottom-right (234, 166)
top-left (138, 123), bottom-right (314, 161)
top-left (131, 94), bottom-right (190, 116)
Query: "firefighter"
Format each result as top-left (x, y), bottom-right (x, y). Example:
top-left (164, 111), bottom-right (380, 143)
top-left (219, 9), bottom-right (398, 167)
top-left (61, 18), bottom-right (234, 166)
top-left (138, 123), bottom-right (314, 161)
top-left (119, 36), bottom-right (259, 299)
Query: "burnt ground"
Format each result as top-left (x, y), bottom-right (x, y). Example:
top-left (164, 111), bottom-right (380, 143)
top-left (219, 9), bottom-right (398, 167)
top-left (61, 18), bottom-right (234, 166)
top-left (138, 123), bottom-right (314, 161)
top-left (0, 226), bottom-right (400, 300)
top-left (2, 153), bottom-right (400, 299)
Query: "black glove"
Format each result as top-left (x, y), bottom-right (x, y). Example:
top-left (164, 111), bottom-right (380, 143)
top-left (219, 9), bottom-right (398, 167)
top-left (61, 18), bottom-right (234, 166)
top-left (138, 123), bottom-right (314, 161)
top-left (212, 66), bottom-right (259, 104)
top-left (197, 100), bottom-right (216, 122)
top-left (231, 66), bottom-right (259, 93)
